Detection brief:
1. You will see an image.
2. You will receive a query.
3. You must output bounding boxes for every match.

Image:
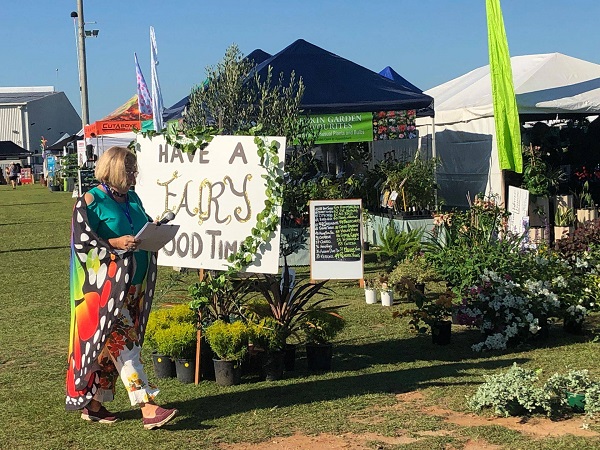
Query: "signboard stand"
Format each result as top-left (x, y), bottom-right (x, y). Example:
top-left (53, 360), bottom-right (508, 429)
top-left (309, 199), bottom-right (364, 280)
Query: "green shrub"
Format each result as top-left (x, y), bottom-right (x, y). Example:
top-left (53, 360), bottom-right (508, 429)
top-left (468, 363), bottom-right (551, 417)
top-left (301, 310), bottom-right (345, 345)
top-left (146, 304), bottom-right (196, 357)
top-left (377, 223), bottom-right (423, 269)
top-left (153, 322), bottom-right (196, 359)
top-left (204, 320), bottom-right (250, 361)
top-left (389, 254), bottom-right (439, 287)
top-left (249, 317), bottom-right (285, 353)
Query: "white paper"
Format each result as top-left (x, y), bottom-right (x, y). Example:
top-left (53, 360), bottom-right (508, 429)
top-left (135, 222), bottom-right (180, 252)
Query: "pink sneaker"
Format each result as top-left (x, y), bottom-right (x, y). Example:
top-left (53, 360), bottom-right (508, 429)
top-left (143, 407), bottom-right (178, 430)
top-left (81, 405), bottom-right (118, 424)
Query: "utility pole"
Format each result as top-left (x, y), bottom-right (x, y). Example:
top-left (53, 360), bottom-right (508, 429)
top-left (72, 0), bottom-right (89, 129)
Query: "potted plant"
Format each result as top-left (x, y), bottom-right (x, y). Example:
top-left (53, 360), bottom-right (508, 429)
top-left (244, 263), bottom-right (335, 371)
top-left (554, 207), bottom-right (575, 241)
top-left (301, 309), bottom-right (345, 372)
top-left (468, 363), bottom-right (551, 417)
top-left (145, 304), bottom-right (196, 379)
top-left (522, 143), bottom-right (565, 227)
top-left (248, 317), bottom-right (286, 381)
top-left (575, 180), bottom-right (597, 225)
top-left (544, 369), bottom-right (595, 413)
top-left (375, 273), bottom-right (394, 306)
top-left (189, 271), bottom-right (251, 379)
top-left (59, 153), bottom-right (79, 192)
top-left (389, 254), bottom-right (439, 300)
top-left (189, 271), bottom-right (245, 323)
top-left (204, 320), bottom-right (250, 386)
top-left (400, 289), bottom-right (455, 345)
top-left (363, 277), bottom-right (378, 304)
top-left (381, 158), bottom-right (437, 215)
top-left (563, 304), bottom-right (587, 334)
top-left (161, 322), bottom-right (197, 384)
top-left (376, 222), bottom-right (423, 270)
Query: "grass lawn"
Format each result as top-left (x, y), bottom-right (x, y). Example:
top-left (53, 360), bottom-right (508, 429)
top-left (2, 184), bottom-right (600, 449)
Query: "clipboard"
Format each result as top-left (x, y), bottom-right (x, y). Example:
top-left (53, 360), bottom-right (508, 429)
top-left (135, 222), bottom-right (180, 252)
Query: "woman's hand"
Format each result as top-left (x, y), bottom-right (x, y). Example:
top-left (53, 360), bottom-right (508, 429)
top-left (109, 235), bottom-right (140, 252)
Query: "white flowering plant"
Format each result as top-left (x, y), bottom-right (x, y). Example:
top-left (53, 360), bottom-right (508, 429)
top-left (457, 270), bottom-right (560, 352)
top-left (519, 249), bottom-right (597, 324)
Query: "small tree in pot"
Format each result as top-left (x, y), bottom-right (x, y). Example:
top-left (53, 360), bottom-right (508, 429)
top-left (301, 309), bottom-right (345, 372)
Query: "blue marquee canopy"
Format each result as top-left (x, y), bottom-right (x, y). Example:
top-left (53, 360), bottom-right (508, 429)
top-left (163, 40), bottom-right (434, 121)
top-left (249, 39), bottom-right (434, 117)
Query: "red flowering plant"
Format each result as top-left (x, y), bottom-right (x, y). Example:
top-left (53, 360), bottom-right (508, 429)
top-left (574, 165), bottom-right (600, 183)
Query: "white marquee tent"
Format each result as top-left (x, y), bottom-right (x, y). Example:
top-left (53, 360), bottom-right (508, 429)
top-left (418, 53), bottom-right (600, 207)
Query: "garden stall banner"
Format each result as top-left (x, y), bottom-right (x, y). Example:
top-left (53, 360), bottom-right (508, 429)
top-left (135, 135), bottom-right (286, 274)
top-left (308, 110), bottom-right (418, 144)
top-left (311, 113), bottom-right (373, 144)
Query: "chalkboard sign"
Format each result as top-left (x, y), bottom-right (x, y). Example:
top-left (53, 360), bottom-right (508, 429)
top-left (310, 199), bottom-right (363, 280)
top-left (78, 169), bottom-right (97, 195)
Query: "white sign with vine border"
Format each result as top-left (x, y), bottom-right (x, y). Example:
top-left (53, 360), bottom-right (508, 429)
top-left (135, 134), bottom-right (286, 273)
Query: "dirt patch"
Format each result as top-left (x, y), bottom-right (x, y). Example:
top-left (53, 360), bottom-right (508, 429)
top-left (221, 390), bottom-right (598, 450)
top-left (461, 439), bottom-right (504, 450)
top-left (219, 431), bottom-right (418, 450)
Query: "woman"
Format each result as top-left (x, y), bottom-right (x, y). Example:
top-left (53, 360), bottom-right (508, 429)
top-left (65, 146), bottom-right (177, 430)
top-left (8, 162), bottom-right (19, 189)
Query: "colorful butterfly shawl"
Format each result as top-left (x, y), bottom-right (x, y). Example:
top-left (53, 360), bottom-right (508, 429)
top-left (65, 197), bottom-right (158, 410)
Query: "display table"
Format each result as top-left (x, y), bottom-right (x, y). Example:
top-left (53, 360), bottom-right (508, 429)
top-left (364, 214), bottom-right (434, 246)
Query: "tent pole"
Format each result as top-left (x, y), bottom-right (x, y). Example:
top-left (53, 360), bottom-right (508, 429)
top-left (431, 116), bottom-right (438, 210)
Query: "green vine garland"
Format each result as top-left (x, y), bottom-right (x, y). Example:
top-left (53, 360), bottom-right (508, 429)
top-left (150, 125), bottom-right (285, 275)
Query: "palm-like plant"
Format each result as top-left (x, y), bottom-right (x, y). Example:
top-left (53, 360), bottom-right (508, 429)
top-left (246, 263), bottom-right (337, 343)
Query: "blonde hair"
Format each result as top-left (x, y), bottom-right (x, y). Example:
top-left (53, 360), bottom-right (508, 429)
top-left (94, 146), bottom-right (137, 192)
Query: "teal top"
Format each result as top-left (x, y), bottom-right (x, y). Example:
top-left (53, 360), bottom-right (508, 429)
top-left (86, 186), bottom-right (150, 284)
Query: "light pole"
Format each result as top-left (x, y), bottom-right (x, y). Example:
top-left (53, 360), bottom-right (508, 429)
top-left (71, 1), bottom-right (98, 131)
top-left (71, 2), bottom-right (89, 130)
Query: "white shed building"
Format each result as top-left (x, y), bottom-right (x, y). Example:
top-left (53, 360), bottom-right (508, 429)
top-left (0, 86), bottom-right (81, 157)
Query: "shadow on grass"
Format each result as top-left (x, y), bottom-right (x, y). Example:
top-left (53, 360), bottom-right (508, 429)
top-left (335, 323), bottom-right (590, 370)
top-left (0, 221), bottom-right (64, 227)
top-left (0, 202), bottom-right (63, 207)
top-left (167, 324), bottom-right (598, 430)
top-left (168, 357), bottom-right (527, 431)
top-left (0, 245), bottom-right (69, 254)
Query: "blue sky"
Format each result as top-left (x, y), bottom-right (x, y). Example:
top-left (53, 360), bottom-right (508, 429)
top-left (2, 0), bottom-right (600, 131)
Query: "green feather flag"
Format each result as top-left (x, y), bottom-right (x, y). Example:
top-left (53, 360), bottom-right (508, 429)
top-left (486, 0), bottom-right (523, 173)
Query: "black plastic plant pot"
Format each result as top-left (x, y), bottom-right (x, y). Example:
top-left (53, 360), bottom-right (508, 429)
top-left (306, 343), bottom-right (333, 372)
top-left (415, 283), bottom-right (425, 295)
top-left (564, 318), bottom-right (583, 334)
top-left (284, 343), bottom-right (296, 372)
top-left (201, 337), bottom-right (216, 381)
top-left (213, 359), bottom-right (242, 386)
top-left (175, 358), bottom-right (196, 384)
top-left (431, 320), bottom-right (452, 345)
top-left (261, 351), bottom-right (285, 381)
top-left (151, 352), bottom-right (176, 379)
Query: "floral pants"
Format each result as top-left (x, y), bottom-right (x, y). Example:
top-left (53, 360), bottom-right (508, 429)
top-left (93, 285), bottom-right (159, 406)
